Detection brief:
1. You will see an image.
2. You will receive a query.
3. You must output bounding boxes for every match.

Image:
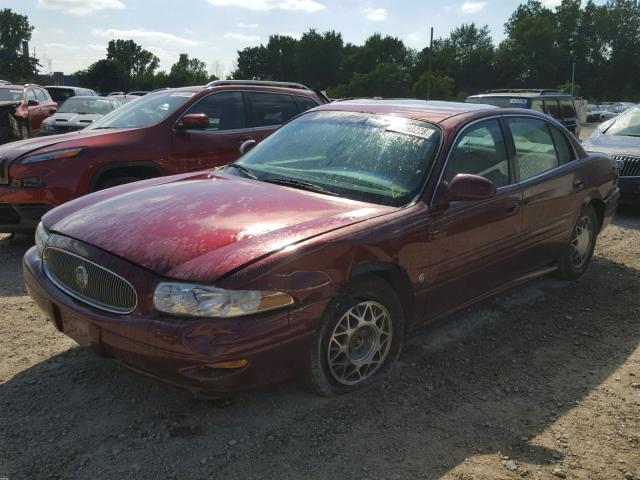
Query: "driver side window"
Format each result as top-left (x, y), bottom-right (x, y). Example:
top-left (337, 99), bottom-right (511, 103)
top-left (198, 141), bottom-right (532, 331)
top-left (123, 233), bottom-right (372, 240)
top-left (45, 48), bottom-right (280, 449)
top-left (444, 119), bottom-right (511, 188)
top-left (184, 91), bottom-right (246, 131)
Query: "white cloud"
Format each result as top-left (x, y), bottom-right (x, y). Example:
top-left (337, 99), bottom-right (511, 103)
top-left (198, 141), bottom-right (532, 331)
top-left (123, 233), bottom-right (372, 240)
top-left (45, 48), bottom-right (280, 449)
top-left (224, 32), bottom-right (261, 42)
top-left (92, 28), bottom-right (199, 46)
top-left (43, 42), bottom-right (78, 50)
top-left (208, 0), bottom-right (325, 13)
top-left (460, 1), bottom-right (487, 13)
top-left (237, 22), bottom-right (259, 28)
top-left (37, 0), bottom-right (125, 16)
top-left (363, 7), bottom-right (387, 21)
top-left (279, 31), bottom-right (302, 39)
top-left (540, 0), bottom-right (562, 7)
top-left (88, 44), bottom-right (106, 51)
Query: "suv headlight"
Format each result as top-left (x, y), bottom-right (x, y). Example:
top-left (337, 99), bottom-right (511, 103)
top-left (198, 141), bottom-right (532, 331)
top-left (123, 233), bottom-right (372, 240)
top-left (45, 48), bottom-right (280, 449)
top-left (20, 147), bottom-right (83, 164)
top-left (35, 221), bottom-right (51, 256)
top-left (153, 282), bottom-right (294, 318)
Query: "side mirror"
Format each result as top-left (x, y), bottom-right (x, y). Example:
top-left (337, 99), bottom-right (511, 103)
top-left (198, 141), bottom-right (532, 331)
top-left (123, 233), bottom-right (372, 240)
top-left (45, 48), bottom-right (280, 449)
top-left (239, 139), bottom-right (256, 155)
top-left (27, 99), bottom-right (39, 107)
top-left (446, 174), bottom-right (497, 202)
top-left (48, 108), bottom-right (57, 115)
top-left (177, 113), bottom-right (209, 130)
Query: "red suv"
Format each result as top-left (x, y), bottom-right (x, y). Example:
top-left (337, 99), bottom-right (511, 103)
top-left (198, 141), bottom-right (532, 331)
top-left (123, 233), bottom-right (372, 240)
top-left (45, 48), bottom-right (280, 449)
top-left (0, 81), bottom-right (327, 233)
top-left (0, 83), bottom-right (58, 141)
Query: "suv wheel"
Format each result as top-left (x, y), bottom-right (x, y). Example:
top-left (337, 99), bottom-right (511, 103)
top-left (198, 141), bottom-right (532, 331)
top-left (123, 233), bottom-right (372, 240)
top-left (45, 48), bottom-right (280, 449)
top-left (309, 276), bottom-right (404, 396)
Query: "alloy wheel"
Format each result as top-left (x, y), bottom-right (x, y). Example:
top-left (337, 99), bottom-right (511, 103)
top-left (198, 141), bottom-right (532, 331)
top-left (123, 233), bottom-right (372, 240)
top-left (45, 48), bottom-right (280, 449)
top-left (570, 215), bottom-right (593, 269)
top-left (327, 301), bottom-right (393, 385)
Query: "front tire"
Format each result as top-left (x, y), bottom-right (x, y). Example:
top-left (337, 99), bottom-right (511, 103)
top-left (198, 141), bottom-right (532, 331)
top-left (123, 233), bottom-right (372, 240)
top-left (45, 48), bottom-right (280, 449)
top-left (556, 205), bottom-right (598, 280)
top-left (309, 276), bottom-right (404, 396)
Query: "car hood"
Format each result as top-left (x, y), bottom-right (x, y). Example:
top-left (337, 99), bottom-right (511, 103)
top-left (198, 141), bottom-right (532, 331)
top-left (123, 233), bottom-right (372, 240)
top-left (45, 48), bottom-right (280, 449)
top-left (0, 127), bottom-right (127, 163)
top-left (46, 172), bottom-right (396, 282)
top-left (43, 112), bottom-right (104, 128)
top-left (585, 133), bottom-right (640, 156)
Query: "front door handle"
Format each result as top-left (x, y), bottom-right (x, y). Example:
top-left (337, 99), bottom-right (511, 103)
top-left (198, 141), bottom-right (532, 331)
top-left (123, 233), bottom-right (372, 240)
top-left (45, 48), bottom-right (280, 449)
top-left (573, 179), bottom-right (585, 189)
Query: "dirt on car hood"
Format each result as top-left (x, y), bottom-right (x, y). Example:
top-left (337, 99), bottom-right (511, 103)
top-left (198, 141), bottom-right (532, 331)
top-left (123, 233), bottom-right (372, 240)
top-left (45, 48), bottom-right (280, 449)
top-left (45, 172), bottom-right (396, 282)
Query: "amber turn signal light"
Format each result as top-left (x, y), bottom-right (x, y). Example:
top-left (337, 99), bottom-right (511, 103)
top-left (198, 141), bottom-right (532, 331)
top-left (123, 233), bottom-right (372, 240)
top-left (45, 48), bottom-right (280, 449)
top-left (207, 359), bottom-right (249, 369)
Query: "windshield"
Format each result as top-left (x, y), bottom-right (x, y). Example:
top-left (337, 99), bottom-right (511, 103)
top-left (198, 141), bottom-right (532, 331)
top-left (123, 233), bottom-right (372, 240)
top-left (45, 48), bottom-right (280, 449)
top-left (0, 88), bottom-right (23, 102)
top-left (86, 90), bottom-right (195, 130)
top-left (604, 107), bottom-right (640, 137)
top-left (47, 88), bottom-right (75, 103)
top-left (233, 111), bottom-right (441, 207)
top-left (58, 97), bottom-right (115, 114)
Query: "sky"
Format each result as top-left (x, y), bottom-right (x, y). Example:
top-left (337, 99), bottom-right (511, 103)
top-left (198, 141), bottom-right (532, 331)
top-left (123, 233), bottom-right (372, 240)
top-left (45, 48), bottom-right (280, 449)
top-left (6, 0), bottom-right (564, 77)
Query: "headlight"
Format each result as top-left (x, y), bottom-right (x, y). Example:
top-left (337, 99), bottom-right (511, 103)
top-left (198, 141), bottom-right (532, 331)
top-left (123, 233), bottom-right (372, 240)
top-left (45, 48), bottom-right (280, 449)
top-left (35, 221), bottom-right (52, 256)
top-left (20, 147), bottom-right (83, 165)
top-left (41, 122), bottom-right (53, 131)
top-left (153, 282), bottom-right (294, 318)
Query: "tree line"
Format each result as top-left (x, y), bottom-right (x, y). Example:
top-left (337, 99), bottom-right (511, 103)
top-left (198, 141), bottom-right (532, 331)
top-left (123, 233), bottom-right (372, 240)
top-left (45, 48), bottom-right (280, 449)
top-left (233, 0), bottom-right (640, 101)
top-left (2, 0), bottom-right (640, 99)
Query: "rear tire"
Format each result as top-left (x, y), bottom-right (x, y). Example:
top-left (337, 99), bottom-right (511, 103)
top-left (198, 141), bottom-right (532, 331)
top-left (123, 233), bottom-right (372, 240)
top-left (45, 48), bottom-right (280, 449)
top-left (97, 176), bottom-right (141, 190)
top-left (555, 205), bottom-right (598, 280)
top-left (308, 276), bottom-right (404, 396)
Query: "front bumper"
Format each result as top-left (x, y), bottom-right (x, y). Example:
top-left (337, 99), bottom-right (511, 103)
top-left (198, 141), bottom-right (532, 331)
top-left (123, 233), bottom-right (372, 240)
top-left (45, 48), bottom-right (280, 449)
top-left (23, 245), bottom-right (327, 396)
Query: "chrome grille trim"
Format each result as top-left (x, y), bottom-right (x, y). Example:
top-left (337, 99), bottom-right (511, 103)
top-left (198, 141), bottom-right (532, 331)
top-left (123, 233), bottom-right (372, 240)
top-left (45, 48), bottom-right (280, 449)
top-left (43, 247), bottom-right (137, 314)
top-left (611, 154), bottom-right (640, 177)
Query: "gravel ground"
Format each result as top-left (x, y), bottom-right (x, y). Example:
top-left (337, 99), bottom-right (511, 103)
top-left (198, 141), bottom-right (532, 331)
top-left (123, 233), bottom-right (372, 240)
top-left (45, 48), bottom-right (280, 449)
top-left (0, 207), bottom-right (638, 480)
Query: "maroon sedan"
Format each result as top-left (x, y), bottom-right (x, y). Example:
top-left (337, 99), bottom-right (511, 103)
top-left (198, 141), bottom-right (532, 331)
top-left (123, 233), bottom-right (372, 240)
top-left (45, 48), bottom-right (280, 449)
top-left (23, 100), bottom-right (619, 396)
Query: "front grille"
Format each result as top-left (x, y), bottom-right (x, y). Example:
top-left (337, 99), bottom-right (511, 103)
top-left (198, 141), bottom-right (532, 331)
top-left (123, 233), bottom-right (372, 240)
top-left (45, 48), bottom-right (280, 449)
top-left (612, 154), bottom-right (640, 177)
top-left (44, 247), bottom-right (137, 314)
top-left (0, 157), bottom-right (8, 184)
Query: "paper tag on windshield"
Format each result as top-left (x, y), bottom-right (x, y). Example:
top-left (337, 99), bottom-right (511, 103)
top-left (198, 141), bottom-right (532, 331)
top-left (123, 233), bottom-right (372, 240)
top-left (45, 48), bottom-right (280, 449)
top-left (169, 92), bottom-right (195, 97)
top-left (509, 98), bottom-right (528, 105)
top-left (387, 124), bottom-right (435, 140)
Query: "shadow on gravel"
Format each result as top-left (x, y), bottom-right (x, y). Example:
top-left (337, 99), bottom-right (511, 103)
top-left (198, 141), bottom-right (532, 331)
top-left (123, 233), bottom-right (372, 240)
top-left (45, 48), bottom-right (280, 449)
top-left (613, 207), bottom-right (640, 230)
top-left (1, 258), bottom-right (639, 479)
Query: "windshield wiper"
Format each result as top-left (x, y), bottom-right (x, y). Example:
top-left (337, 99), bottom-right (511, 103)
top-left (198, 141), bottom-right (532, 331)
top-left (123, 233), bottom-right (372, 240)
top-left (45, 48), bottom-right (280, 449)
top-left (265, 177), bottom-right (340, 196)
top-left (226, 163), bottom-right (260, 180)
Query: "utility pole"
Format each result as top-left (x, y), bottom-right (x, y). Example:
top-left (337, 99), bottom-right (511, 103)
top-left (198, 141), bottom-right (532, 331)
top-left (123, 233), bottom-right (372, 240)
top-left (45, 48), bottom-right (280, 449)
top-left (571, 61), bottom-right (576, 96)
top-left (427, 26), bottom-right (433, 100)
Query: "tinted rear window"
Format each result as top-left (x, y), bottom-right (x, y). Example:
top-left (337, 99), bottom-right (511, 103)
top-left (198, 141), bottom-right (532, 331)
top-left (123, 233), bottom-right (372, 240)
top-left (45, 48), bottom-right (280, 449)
top-left (559, 99), bottom-right (575, 118)
top-left (47, 88), bottom-right (75, 103)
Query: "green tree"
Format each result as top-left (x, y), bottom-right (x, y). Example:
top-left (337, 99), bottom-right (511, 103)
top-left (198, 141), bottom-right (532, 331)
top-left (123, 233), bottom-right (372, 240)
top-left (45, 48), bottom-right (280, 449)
top-left (330, 63), bottom-right (412, 98)
top-left (232, 45), bottom-right (268, 79)
top-left (413, 72), bottom-right (455, 100)
top-left (168, 53), bottom-right (208, 86)
top-left (295, 29), bottom-right (343, 88)
top-left (106, 39), bottom-right (159, 89)
top-left (0, 9), bottom-right (39, 82)
top-left (76, 59), bottom-right (127, 93)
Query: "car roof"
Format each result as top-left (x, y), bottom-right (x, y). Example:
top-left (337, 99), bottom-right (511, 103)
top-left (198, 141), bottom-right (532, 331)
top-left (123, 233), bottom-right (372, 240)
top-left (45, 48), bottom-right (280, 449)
top-left (44, 86), bottom-right (87, 90)
top-left (64, 95), bottom-right (109, 100)
top-left (468, 92), bottom-right (572, 99)
top-left (0, 84), bottom-right (25, 90)
top-left (313, 99), bottom-right (498, 123)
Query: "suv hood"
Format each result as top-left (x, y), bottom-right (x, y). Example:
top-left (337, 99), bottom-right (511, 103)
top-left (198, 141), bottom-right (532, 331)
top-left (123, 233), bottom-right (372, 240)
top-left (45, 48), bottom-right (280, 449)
top-left (585, 133), bottom-right (640, 156)
top-left (0, 128), bottom-right (127, 163)
top-left (45, 172), bottom-right (396, 282)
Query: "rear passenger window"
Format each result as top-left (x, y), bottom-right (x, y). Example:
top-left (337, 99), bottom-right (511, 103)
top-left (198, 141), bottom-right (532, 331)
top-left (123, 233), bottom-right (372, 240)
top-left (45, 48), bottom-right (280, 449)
top-left (248, 92), bottom-right (298, 127)
top-left (559, 100), bottom-right (575, 119)
top-left (25, 89), bottom-right (36, 102)
top-left (531, 100), bottom-right (544, 112)
top-left (185, 91), bottom-right (246, 131)
top-left (543, 100), bottom-right (559, 118)
top-left (508, 118), bottom-right (559, 180)
top-left (444, 119), bottom-right (510, 188)
top-left (35, 89), bottom-right (48, 101)
top-left (549, 126), bottom-right (575, 164)
top-left (294, 95), bottom-right (320, 113)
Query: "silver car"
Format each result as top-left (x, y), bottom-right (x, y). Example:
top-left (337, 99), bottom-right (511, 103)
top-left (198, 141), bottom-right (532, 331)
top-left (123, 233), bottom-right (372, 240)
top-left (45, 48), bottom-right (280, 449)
top-left (39, 96), bottom-right (126, 135)
top-left (583, 106), bottom-right (640, 203)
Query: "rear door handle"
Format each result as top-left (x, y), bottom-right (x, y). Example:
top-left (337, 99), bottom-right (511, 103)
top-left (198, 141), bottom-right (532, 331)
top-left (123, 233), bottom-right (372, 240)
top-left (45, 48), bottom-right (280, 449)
top-left (573, 179), bottom-right (584, 189)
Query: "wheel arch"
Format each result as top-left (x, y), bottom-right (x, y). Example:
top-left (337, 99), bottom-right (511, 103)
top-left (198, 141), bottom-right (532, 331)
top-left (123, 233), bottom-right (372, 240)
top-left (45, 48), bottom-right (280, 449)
top-left (349, 262), bottom-right (415, 330)
top-left (582, 195), bottom-right (606, 232)
top-left (89, 161), bottom-right (164, 192)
